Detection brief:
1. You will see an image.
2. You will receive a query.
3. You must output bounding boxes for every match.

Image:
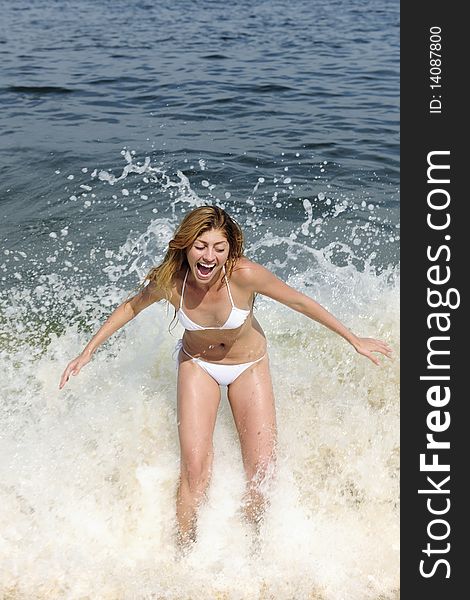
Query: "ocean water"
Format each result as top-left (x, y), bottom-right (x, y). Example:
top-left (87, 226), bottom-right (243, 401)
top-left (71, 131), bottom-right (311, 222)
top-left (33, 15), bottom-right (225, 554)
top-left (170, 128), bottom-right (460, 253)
top-left (0, 0), bottom-right (399, 598)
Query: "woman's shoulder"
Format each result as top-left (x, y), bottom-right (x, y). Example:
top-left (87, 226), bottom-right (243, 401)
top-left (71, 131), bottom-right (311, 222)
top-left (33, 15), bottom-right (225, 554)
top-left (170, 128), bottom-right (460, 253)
top-left (144, 268), bottom-right (185, 309)
top-left (168, 268), bottom-right (186, 304)
top-left (232, 256), bottom-right (256, 275)
top-left (231, 258), bottom-right (268, 287)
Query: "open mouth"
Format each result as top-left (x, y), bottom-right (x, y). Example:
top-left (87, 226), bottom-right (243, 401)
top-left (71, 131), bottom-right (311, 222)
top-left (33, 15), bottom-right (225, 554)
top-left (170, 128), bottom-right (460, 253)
top-left (196, 262), bottom-right (216, 277)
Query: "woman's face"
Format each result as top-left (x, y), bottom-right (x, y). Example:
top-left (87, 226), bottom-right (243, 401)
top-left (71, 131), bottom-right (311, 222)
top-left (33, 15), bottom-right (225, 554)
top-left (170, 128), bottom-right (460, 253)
top-left (186, 228), bottom-right (230, 283)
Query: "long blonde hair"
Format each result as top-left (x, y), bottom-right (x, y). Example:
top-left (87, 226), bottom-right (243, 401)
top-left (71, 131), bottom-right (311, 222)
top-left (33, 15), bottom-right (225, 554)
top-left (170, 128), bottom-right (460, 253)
top-left (145, 206), bottom-right (244, 299)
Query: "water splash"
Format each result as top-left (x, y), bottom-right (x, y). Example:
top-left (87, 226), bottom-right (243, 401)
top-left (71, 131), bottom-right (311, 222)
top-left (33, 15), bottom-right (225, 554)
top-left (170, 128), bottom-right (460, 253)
top-left (0, 153), bottom-right (399, 599)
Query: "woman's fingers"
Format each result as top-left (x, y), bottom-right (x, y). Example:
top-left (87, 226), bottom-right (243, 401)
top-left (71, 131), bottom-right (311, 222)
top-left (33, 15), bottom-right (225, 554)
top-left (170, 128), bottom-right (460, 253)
top-left (59, 359), bottom-right (81, 389)
top-left (59, 364), bottom-right (73, 389)
top-left (356, 337), bottom-right (393, 365)
top-left (378, 342), bottom-right (393, 359)
top-left (361, 347), bottom-right (380, 365)
top-left (59, 368), bottom-right (70, 389)
top-left (372, 341), bottom-right (392, 357)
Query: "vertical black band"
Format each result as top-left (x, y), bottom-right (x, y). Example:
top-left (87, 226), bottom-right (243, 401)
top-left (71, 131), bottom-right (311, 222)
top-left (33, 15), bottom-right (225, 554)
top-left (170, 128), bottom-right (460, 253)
top-left (401, 2), bottom-right (465, 596)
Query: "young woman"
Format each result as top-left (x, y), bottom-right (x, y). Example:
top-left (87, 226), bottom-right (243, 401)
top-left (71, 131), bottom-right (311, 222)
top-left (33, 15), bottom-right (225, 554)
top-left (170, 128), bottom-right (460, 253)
top-left (59, 206), bottom-right (391, 546)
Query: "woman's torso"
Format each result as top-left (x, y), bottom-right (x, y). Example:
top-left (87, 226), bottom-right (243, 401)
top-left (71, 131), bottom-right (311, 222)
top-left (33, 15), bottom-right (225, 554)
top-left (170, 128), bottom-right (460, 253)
top-left (170, 259), bottom-right (266, 364)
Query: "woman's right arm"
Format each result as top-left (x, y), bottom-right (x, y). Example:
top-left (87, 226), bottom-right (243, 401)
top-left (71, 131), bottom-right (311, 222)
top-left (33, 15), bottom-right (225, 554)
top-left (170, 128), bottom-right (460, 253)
top-left (59, 281), bottom-right (164, 389)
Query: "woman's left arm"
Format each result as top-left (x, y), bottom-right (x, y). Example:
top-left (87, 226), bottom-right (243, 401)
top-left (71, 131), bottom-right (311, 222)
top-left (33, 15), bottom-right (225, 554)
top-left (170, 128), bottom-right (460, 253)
top-left (243, 261), bottom-right (392, 365)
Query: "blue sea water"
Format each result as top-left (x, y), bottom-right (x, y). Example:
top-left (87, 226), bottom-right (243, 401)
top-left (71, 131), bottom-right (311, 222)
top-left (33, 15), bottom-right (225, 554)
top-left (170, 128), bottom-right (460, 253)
top-left (0, 0), bottom-right (398, 271)
top-left (0, 1), bottom-right (399, 598)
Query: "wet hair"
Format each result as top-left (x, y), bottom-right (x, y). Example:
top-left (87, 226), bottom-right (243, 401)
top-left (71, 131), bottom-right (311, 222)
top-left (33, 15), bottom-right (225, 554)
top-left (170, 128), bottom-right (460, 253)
top-left (144, 205), bottom-right (244, 300)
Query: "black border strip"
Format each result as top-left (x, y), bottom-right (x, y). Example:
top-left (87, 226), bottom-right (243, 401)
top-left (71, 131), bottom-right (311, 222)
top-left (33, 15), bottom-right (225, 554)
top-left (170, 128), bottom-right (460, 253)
top-left (401, 2), bottom-right (465, 597)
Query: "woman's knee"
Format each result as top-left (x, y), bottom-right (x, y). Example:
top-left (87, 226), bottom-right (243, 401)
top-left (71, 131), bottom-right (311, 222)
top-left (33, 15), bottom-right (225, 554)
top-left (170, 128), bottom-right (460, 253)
top-left (246, 452), bottom-right (276, 489)
top-left (180, 451), bottom-right (213, 493)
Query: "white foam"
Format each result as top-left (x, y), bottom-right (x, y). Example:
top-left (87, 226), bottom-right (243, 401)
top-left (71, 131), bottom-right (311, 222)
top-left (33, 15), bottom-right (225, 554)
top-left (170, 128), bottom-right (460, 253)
top-left (0, 155), bottom-right (399, 598)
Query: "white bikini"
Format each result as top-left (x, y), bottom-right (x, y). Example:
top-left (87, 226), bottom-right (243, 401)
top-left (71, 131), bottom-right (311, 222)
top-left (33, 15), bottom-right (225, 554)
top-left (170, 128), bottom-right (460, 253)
top-left (175, 268), bottom-right (266, 386)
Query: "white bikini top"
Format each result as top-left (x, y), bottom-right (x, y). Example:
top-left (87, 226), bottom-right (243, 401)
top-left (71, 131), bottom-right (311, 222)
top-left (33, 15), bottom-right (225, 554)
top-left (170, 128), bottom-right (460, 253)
top-left (177, 268), bottom-right (251, 331)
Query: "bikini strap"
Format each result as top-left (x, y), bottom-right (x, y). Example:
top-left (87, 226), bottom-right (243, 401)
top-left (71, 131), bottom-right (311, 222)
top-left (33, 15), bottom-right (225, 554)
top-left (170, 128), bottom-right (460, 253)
top-left (223, 265), bottom-right (235, 308)
top-left (180, 269), bottom-right (189, 309)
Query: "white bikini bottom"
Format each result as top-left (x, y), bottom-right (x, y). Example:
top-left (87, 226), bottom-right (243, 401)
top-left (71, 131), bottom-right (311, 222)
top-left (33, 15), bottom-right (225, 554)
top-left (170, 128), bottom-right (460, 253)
top-left (174, 339), bottom-right (266, 387)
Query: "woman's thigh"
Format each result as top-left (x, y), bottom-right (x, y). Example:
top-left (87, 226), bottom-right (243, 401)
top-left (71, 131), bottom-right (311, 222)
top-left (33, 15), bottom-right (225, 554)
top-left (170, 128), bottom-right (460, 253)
top-left (177, 356), bottom-right (221, 463)
top-left (226, 356), bottom-right (277, 477)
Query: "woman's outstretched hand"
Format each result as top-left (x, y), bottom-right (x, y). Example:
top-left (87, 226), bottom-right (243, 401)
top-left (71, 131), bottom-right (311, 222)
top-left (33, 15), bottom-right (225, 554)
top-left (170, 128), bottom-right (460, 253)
top-left (59, 353), bottom-right (91, 389)
top-left (352, 337), bottom-right (393, 366)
